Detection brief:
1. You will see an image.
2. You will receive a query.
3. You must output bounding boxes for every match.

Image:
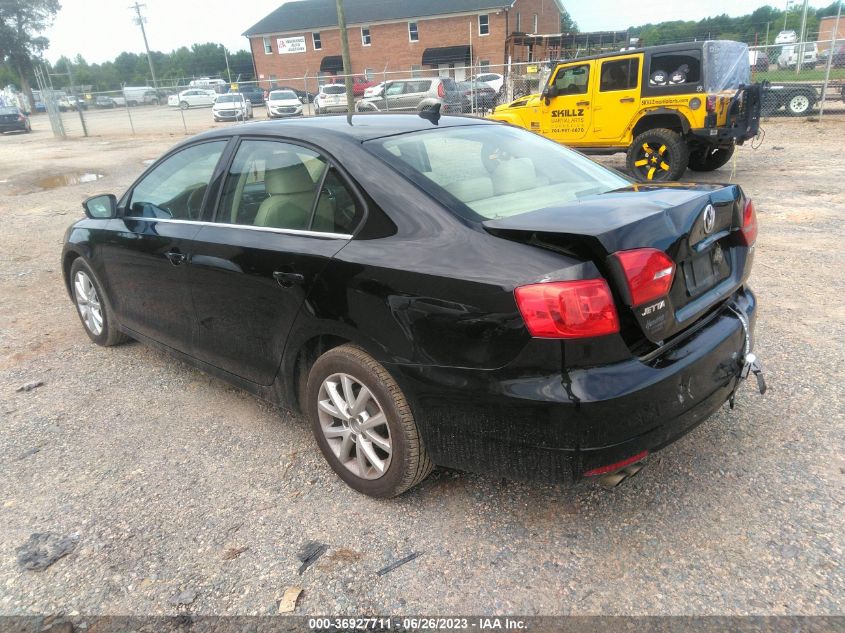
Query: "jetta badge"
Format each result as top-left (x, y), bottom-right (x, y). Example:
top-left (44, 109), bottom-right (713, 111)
top-left (702, 204), bottom-right (716, 234)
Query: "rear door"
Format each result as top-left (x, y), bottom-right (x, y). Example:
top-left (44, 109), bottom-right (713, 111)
top-left (399, 80), bottom-right (431, 110)
top-left (102, 139), bottom-right (230, 352)
top-left (188, 137), bottom-right (364, 385)
top-left (591, 54), bottom-right (642, 140)
top-left (541, 61), bottom-right (594, 144)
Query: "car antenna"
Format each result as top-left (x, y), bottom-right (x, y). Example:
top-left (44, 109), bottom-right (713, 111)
top-left (418, 103), bottom-right (441, 125)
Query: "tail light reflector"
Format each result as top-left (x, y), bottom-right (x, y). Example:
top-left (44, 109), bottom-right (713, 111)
top-left (437, 82), bottom-right (446, 98)
top-left (706, 95), bottom-right (718, 112)
top-left (514, 279), bottom-right (619, 339)
top-left (614, 248), bottom-right (675, 307)
top-left (741, 199), bottom-right (757, 246)
top-left (584, 450), bottom-right (648, 477)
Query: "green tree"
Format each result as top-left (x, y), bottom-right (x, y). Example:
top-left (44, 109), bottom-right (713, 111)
top-left (0, 0), bottom-right (61, 111)
top-left (560, 9), bottom-right (578, 34)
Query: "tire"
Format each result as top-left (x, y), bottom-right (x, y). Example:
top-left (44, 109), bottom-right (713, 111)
top-left (786, 92), bottom-right (814, 116)
top-left (688, 144), bottom-right (735, 172)
top-left (626, 128), bottom-right (689, 182)
top-left (179, 101), bottom-right (189, 110)
top-left (69, 258), bottom-right (128, 347)
top-left (305, 344), bottom-right (433, 498)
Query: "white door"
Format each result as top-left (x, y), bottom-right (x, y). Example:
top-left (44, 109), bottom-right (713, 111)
top-left (454, 66), bottom-right (466, 82)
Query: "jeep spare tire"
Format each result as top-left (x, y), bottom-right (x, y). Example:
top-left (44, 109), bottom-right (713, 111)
top-left (626, 128), bottom-right (689, 182)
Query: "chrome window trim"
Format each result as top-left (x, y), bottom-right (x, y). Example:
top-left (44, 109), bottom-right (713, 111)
top-left (121, 216), bottom-right (352, 240)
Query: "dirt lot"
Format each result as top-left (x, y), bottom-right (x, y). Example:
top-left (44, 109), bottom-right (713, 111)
top-left (0, 118), bottom-right (843, 616)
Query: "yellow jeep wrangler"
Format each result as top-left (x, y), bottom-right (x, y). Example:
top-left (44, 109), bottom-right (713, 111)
top-left (490, 41), bottom-right (762, 181)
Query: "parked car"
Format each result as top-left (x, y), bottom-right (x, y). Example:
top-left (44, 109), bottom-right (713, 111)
top-left (95, 96), bottom-right (118, 108)
top-left (58, 95), bottom-right (88, 112)
top-left (749, 49), bottom-right (769, 72)
top-left (314, 84), bottom-right (350, 114)
top-left (777, 43), bottom-right (818, 69)
top-left (0, 106), bottom-right (31, 133)
top-left (62, 114), bottom-right (762, 497)
top-left (168, 89), bottom-right (217, 109)
top-left (774, 30), bottom-right (797, 45)
top-left (456, 80), bottom-right (498, 112)
top-left (355, 77), bottom-right (462, 113)
top-left (473, 72), bottom-right (504, 94)
top-left (123, 86), bottom-right (161, 106)
top-left (819, 44), bottom-right (845, 68)
top-left (212, 93), bottom-right (253, 122)
top-left (230, 85), bottom-right (265, 106)
top-left (266, 89), bottom-right (304, 118)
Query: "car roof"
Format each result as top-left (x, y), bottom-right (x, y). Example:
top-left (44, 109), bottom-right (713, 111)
top-left (555, 39), bottom-right (731, 64)
top-left (184, 113), bottom-right (496, 143)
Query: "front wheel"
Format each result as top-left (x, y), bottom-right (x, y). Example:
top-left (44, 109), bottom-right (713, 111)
top-left (179, 101), bottom-right (189, 110)
top-left (626, 128), bottom-right (689, 182)
top-left (306, 344), bottom-right (433, 498)
top-left (687, 144), bottom-right (735, 172)
top-left (69, 259), bottom-right (128, 347)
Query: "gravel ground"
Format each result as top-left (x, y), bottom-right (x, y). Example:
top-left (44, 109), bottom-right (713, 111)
top-left (0, 118), bottom-right (843, 616)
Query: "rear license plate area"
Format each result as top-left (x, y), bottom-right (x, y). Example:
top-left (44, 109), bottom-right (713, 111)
top-left (683, 248), bottom-right (730, 298)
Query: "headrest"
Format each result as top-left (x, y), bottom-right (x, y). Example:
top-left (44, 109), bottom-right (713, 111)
top-left (264, 157), bottom-right (316, 195)
top-left (493, 158), bottom-right (537, 195)
top-left (445, 176), bottom-right (494, 203)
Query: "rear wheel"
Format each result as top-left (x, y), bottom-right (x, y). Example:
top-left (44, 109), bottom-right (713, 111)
top-left (306, 344), bottom-right (433, 498)
top-left (179, 101), bottom-right (189, 110)
top-left (688, 144), bottom-right (735, 172)
top-left (69, 259), bottom-right (128, 347)
top-left (626, 128), bottom-right (689, 182)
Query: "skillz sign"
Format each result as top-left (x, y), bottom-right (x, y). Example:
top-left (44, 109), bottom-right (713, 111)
top-left (549, 107), bottom-right (586, 135)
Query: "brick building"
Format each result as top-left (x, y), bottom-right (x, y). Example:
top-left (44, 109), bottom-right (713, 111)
top-left (243, 0), bottom-right (563, 84)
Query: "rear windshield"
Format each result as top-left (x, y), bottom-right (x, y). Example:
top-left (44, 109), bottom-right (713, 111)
top-left (365, 125), bottom-right (629, 221)
top-left (270, 90), bottom-right (297, 100)
top-left (322, 85), bottom-right (346, 94)
top-left (0, 107), bottom-right (19, 115)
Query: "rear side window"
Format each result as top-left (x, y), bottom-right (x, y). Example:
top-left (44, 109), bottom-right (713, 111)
top-left (599, 58), bottom-right (639, 92)
top-left (647, 50), bottom-right (701, 88)
top-left (405, 80), bottom-right (432, 93)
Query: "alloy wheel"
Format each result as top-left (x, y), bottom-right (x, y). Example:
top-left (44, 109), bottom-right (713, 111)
top-left (632, 142), bottom-right (673, 181)
top-left (74, 270), bottom-right (104, 336)
top-left (317, 372), bottom-right (392, 480)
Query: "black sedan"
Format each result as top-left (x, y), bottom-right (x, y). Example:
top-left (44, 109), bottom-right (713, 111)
top-left (61, 114), bottom-right (762, 497)
top-left (0, 106), bottom-right (31, 133)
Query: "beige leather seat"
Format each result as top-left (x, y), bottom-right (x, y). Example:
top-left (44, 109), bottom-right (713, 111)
top-left (254, 160), bottom-right (319, 230)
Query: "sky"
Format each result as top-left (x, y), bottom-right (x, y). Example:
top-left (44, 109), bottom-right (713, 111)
top-left (43, 0), bottom-right (778, 64)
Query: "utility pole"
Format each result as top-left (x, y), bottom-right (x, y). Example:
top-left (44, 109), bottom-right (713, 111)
top-left (130, 2), bottom-right (159, 90)
top-left (222, 45), bottom-right (232, 83)
top-left (335, 0), bottom-right (355, 120)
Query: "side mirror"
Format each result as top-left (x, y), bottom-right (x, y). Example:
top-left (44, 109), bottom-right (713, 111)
top-left (546, 84), bottom-right (559, 99)
top-left (83, 194), bottom-right (117, 219)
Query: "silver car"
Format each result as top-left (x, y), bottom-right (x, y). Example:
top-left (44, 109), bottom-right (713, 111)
top-left (314, 84), bottom-right (349, 114)
top-left (355, 77), bottom-right (462, 114)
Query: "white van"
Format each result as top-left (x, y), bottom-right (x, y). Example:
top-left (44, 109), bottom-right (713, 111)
top-left (777, 43), bottom-right (818, 69)
top-left (189, 78), bottom-right (228, 90)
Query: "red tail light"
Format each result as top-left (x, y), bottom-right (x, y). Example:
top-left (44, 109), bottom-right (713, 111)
top-left (514, 279), bottom-right (619, 339)
top-left (706, 95), bottom-right (718, 112)
top-left (437, 82), bottom-right (445, 98)
top-left (614, 248), bottom-right (675, 307)
top-left (740, 199), bottom-right (757, 246)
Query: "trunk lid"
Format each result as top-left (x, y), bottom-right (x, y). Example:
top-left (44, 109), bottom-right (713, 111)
top-left (484, 183), bottom-right (754, 345)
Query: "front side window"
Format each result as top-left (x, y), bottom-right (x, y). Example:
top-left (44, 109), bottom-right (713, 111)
top-left (408, 21), bottom-right (419, 42)
top-left (367, 126), bottom-right (628, 221)
top-left (262, 37), bottom-right (272, 54)
top-left (479, 14), bottom-right (489, 36)
top-left (312, 32), bottom-right (322, 50)
top-left (599, 58), bottom-right (640, 92)
top-left (361, 26), bottom-right (371, 46)
top-left (552, 64), bottom-right (590, 95)
top-left (217, 139), bottom-right (362, 234)
top-left (128, 141), bottom-right (227, 220)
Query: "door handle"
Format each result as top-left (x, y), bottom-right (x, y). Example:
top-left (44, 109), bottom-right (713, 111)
top-left (619, 97), bottom-right (635, 103)
top-left (165, 250), bottom-right (187, 266)
top-left (273, 271), bottom-right (305, 288)
top-left (576, 100), bottom-right (590, 106)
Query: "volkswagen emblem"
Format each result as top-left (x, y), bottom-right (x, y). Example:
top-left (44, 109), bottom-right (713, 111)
top-left (702, 204), bottom-right (716, 234)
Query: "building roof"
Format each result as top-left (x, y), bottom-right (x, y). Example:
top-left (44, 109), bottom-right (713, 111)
top-left (245, 0), bottom-right (534, 37)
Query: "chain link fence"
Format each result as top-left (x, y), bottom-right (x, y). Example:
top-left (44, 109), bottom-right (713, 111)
top-left (28, 37), bottom-right (844, 140)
